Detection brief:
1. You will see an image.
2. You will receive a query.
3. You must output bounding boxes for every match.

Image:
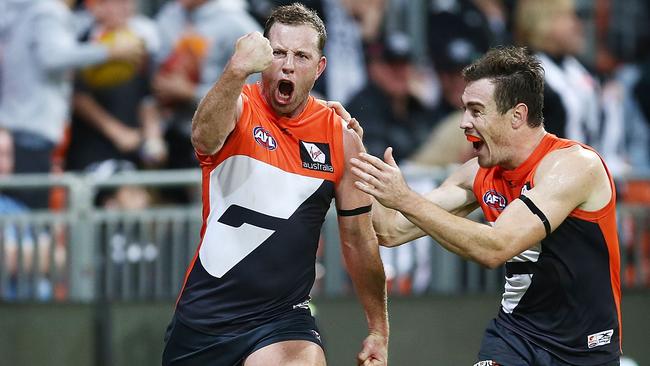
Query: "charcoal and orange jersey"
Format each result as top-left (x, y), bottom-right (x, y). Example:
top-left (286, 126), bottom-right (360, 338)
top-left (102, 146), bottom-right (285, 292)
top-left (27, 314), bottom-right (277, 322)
top-left (175, 83), bottom-right (345, 333)
top-left (473, 133), bottom-right (621, 365)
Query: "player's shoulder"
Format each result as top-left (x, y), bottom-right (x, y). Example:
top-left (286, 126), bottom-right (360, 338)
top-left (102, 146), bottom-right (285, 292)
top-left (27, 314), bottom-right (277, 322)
top-left (540, 144), bottom-right (603, 174)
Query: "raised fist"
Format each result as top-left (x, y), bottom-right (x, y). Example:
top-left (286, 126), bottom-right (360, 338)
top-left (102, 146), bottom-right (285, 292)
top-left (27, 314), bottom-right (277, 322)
top-left (231, 31), bottom-right (273, 76)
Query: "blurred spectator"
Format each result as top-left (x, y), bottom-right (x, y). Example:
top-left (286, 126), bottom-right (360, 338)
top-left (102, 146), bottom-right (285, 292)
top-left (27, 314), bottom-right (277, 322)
top-left (322, 0), bottom-right (385, 103)
top-left (472, 0), bottom-right (510, 46)
top-left (0, 128), bottom-right (52, 301)
top-left (86, 159), bottom-right (157, 300)
top-left (247, 0), bottom-right (325, 27)
top-left (599, 64), bottom-right (650, 177)
top-left (635, 58), bottom-right (650, 139)
top-left (346, 31), bottom-right (439, 163)
top-left (153, 0), bottom-right (261, 171)
top-left (409, 37), bottom-right (480, 166)
top-left (86, 159), bottom-right (152, 209)
top-left (346, 31), bottom-right (439, 295)
top-left (66, 0), bottom-right (167, 172)
top-left (0, 0), bottom-right (143, 208)
top-left (427, 0), bottom-right (493, 65)
top-left (514, 0), bottom-right (600, 146)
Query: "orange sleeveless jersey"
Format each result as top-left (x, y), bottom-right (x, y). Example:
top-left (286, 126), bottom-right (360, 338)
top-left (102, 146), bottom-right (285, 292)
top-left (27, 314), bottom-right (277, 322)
top-left (473, 133), bottom-right (621, 364)
top-left (174, 83), bottom-right (345, 333)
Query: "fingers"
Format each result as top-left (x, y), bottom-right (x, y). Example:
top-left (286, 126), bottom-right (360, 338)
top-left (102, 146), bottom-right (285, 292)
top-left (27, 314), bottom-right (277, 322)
top-left (350, 156), bottom-right (383, 177)
top-left (347, 118), bottom-right (364, 139)
top-left (354, 180), bottom-right (376, 196)
top-left (356, 152), bottom-right (390, 171)
top-left (383, 147), bottom-right (397, 168)
top-left (351, 167), bottom-right (383, 190)
top-left (357, 350), bottom-right (372, 366)
top-left (327, 101), bottom-right (352, 121)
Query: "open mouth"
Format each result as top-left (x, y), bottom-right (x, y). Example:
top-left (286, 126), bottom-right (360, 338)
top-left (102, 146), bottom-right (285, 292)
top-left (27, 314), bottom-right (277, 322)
top-left (466, 134), bottom-right (484, 152)
top-left (277, 80), bottom-right (294, 102)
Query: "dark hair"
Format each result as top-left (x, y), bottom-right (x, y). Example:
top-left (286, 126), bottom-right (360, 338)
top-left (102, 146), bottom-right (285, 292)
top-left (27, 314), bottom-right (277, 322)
top-left (462, 46), bottom-right (545, 127)
top-left (263, 3), bottom-right (327, 54)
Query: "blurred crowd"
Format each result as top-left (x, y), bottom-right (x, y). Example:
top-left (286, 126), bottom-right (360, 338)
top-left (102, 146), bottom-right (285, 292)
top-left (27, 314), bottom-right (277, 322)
top-left (1, 0), bottom-right (650, 298)
top-left (0, 0), bottom-right (649, 204)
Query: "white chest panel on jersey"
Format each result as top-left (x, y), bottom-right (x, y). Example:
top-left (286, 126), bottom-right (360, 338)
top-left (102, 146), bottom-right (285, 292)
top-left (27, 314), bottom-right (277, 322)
top-left (199, 155), bottom-right (324, 278)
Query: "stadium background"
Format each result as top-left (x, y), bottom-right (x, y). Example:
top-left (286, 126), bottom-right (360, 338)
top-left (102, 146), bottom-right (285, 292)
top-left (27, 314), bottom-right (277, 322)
top-left (1, 0), bottom-right (649, 365)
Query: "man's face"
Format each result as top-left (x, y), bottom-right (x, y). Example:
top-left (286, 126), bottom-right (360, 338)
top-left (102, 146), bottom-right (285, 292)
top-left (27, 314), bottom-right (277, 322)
top-left (460, 79), bottom-right (512, 168)
top-left (368, 59), bottom-right (411, 99)
top-left (261, 23), bottom-right (326, 117)
top-left (546, 6), bottom-right (584, 56)
top-left (91, 0), bottom-right (134, 30)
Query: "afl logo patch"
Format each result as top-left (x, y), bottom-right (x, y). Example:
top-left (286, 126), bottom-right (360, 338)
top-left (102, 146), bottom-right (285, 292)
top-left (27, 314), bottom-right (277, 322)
top-left (253, 126), bottom-right (277, 150)
top-left (483, 190), bottom-right (507, 211)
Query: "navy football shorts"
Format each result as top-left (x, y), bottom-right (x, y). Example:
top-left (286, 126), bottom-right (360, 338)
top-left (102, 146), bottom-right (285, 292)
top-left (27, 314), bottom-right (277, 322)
top-left (162, 310), bottom-right (323, 366)
top-left (476, 319), bottom-right (620, 366)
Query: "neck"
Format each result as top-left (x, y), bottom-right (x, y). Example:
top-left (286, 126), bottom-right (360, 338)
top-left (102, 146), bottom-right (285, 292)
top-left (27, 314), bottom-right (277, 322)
top-left (503, 128), bottom-right (546, 170)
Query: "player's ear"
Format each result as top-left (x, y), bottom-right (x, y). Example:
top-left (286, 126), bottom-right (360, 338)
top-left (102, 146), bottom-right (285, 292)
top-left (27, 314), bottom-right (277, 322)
top-left (512, 103), bottom-right (528, 129)
top-left (315, 56), bottom-right (327, 80)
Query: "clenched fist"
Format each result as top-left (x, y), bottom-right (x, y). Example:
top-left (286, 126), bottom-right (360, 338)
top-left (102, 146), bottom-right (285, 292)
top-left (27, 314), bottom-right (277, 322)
top-left (230, 31), bottom-right (273, 76)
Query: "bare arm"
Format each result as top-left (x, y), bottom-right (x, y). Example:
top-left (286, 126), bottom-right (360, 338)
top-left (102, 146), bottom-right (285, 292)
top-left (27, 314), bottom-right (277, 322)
top-left (73, 92), bottom-right (142, 153)
top-left (190, 32), bottom-right (272, 155)
top-left (139, 98), bottom-right (167, 165)
top-left (325, 105), bottom-right (478, 246)
top-left (351, 146), bottom-right (610, 268)
top-left (371, 156), bottom-right (479, 246)
top-left (335, 126), bottom-right (388, 366)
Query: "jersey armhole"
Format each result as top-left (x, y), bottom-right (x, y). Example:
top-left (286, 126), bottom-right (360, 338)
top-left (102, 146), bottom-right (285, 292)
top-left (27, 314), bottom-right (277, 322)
top-left (472, 167), bottom-right (487, 204)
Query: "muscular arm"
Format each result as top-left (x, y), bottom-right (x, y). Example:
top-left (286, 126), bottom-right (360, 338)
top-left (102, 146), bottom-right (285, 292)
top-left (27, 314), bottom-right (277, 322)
top-left (352, 146), bottom-right (611, 268)
top-left (190, 32), bottom-right (272, 155)
top-left (373, 158), bottom-right (479, 246)
top-left (190, 63), bottom-right (245, 155)
top-left (335, 126), bottom-right (388, 364)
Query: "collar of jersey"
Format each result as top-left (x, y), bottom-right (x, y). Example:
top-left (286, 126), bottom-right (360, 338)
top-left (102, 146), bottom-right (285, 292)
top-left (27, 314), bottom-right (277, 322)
top-left (500, 133), bottom-right (554, 185)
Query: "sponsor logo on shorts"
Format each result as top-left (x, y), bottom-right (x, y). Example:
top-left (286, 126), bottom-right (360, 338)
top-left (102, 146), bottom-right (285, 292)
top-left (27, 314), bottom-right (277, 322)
top-left (292, 299), bottom-right (311, 310)
top-left (310, 330), bottom-right (321, 341)
top-left (483, 190), bottom-right (507, 211)
top-left (473, 361), bottom-right (501, 366)
top-left (587, 329), bottom-right (614, 348)
top-left (300, 141), bottom-right (333, 173)
top-left (253, 126), bottom-right (277, 150)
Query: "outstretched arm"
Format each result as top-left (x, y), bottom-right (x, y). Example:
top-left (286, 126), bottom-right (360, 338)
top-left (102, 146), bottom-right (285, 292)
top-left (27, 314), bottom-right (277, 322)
top-left (369, 155), bottom-right (479, 246)
top-left (191, 32), bottom-right (272, 155)
top-left (335, 126), bottom-right (389, 366)
top-left (351, 145), bottom-right (611, 268)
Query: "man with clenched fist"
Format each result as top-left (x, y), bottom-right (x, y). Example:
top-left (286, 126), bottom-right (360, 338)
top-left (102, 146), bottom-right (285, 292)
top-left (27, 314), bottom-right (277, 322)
top-left (162, 4), bottom-right (389, 366)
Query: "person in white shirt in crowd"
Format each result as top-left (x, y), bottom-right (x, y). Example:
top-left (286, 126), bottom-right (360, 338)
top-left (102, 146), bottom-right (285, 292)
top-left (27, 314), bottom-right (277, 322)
top-left (0, 0), bottom-right (142, 208)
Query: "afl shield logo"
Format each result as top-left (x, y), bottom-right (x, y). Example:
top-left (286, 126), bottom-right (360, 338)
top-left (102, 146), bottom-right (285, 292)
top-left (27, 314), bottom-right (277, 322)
top-left (483, 190), bottom-right (507, 211)
top-left (253, 126), bottom-right (277, 150)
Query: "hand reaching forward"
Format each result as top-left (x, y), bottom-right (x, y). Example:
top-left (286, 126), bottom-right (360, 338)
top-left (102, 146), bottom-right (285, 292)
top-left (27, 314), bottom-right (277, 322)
top-left (357, 332), bottom-right (388, 366)
top-left (350, 147), bottom-right (413, 210)
top-left (230, 32), bottom-right (273, 76)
